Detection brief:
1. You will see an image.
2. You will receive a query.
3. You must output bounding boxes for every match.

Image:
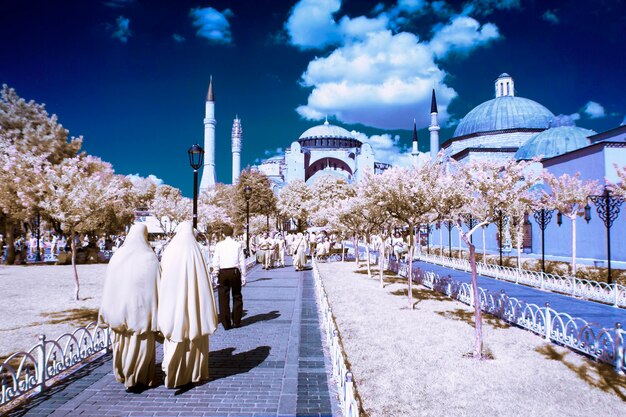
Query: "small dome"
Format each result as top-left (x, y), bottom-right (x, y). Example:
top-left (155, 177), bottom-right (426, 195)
top-left (454, 96), bottom-right (555, 138)
top-left (498, 73), bottom-right (511, 78)
top-left (515, 126), bottom-right (596, 160)
top-left (299, 120), bottom-right (355, 141)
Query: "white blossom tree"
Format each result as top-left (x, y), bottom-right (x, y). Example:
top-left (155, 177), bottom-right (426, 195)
top-left (433, 158), bottom-right (538, 358)
top-left (277, 180), bottom-right (312, 231)
top-left (307, 175), bottom-right (355, 227)
top-left (149, 185), bottom-right (192, 237)
top-left (40, 155), bottom-right (132, 300)
top-left (369, 165), bottom-right (437, 309)
top-left (544, 172), bottom-right (601, 274)
top-left (0, 85), bottom-right (81, 263)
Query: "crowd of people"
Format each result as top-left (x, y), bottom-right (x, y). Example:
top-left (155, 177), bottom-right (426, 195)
top-left (247, 230), bottom-right (336, 270)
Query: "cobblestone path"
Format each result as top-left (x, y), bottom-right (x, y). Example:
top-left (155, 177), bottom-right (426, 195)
top-left (8, 260), bottom-right (338, 417)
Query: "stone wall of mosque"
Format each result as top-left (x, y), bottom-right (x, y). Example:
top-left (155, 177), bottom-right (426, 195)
top-left (444, 131), bottom-right (537, 159)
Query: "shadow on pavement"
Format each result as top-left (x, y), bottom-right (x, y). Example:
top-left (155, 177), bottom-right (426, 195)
top-left (208, 346), bottom-right (271, 381)
top-left (240, 311), bottom-right (281, 327)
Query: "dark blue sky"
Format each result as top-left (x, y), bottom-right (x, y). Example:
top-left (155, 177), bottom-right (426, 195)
top-left (1, 0), bottom-right (624, 195)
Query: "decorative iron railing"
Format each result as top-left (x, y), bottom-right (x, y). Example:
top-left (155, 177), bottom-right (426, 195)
top-left (416, 253), bottom-right (626, 308)
top-left (312, 260), bottom-right (360, 417)
top-left (0, 323), bottom-right (111, 406)
top-left (384, 259), bottom-right (625, 375)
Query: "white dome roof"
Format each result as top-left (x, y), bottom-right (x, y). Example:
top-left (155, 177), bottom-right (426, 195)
top-left (299, 120), bottom-right (355, 140)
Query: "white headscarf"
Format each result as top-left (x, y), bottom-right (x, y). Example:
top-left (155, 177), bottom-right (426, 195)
top-left (98, 223), bottom-right (160, 334)
top-left (158, 221), bottom-right (218, 342)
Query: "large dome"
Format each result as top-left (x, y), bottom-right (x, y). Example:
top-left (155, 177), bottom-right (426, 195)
top-left (299, 120), bottom-right (355, 140)
top-left (515, 126), bottom-right (595, 160)
top-left (453, 96), bottom-right (555, 138)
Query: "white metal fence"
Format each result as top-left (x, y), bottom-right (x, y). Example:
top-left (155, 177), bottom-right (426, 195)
top-left (0, 323), bottom-right (111, 406)
top-left (384, 259), bottom-right (626, 374)
top-left (312, 260), bottom-right (360, 417)
top-left (416, 253), bottom-right (626, 308)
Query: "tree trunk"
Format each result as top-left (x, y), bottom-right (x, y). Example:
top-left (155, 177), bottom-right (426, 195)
top-left (408, 224), bottom-right (414, 310)
top-left (379, 239), bottom-right (385, 288)
top-left (571, 217), bottom-right (577, 275)
top-left (439, 226), bottom-right (443, 256)
top-left (365, 235), bottom-right (372, 279)
top-left (5, 219), bottom-right (16, 265)
top-left (467, 240), bottom-right (484, 359)
top-left (482, 226), bottom-right (486, 260)
top-left (516, 226), bottom-right (523, 270)
top-left (341, 240), bottom-right (345, 262)
top-left (71, 237), bottom-right (80, 301)
top-left (353, 235), bottom-right (359, 264)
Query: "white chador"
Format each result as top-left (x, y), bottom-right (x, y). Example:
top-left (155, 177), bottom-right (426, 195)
top-left (158, 221), bottom-right (218, 388)
top-left (98, 223), bottom-right (160, 389)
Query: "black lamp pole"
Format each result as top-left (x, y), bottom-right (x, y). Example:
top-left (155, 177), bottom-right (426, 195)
top-left (463, 214), bottom-right (476, 245)
top-left (245, 185), bottom-right (251, 255)
top-left (533, 209), bottom-right (553, 273)
top-left (426, 224), bottom-right (430, 255)
top-left (35, 211), bottom-right (41, 262)
top-left (589, 189), bottom-right (623, 284)
top-left (498, 210), bottom-right (503, 266)
top-left (266, 204), bottom-right (270, 230)
top-left (188, 144), bottom-right (205, 230)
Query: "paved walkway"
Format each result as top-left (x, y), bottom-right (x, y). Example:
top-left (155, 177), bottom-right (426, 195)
top-left (8, 260), bottom-right (338, 417)
top-left (413, 260), bottom-right (626, 329)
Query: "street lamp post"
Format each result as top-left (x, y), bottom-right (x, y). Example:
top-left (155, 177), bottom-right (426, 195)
top-left (589, 189), bottom-right (623, 284)
top-left (34, 211), bottom-right (41, 262)
top-left (533, 209), bottom-right (554, 273)
top-left (266, 204), bottom-right (270, 231)
top-left (245, 185), bottom-right (251, 255)
top-left (187, 144), bottom-right (205, 230)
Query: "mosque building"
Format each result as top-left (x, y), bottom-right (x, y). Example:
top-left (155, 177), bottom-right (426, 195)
top-left (431, 72), bottom-right (626, 263)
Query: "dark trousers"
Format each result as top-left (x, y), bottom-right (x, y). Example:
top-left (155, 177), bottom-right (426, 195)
top-left (217, 267), bottom-right (243, 329)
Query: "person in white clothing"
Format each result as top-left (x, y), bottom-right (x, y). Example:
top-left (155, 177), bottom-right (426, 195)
top-left (212, 225), bottom-right (247, 330)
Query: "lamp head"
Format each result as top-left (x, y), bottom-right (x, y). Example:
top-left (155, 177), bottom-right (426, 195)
top-left (188, 144), bottom-right (204, 170)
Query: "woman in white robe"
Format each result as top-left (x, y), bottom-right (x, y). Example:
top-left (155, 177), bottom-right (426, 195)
top-left (98, 223), bottom-right (160, 390)
top-left (293, 232), bottom-right (308, 271)
top-left (158, 221), bottom-right (218, 388)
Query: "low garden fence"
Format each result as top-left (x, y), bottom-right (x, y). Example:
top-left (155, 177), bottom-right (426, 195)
top-left (1, 254), bottom-right (255, 408)
top-left (312, 260), bottom-right (360, 417)
top-left (383, 259), bottom-right (625, 375)
top-left (416, 253), bottom-right (626, 308)
top-left (0, 323), bottom-right (111, 407)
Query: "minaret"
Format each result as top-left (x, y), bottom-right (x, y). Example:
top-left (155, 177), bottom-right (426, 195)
top-left (429, 89), bottom-right (440, 160)
top-left (231, 115), bottom-right (242, 184)
top-left (411, 119), bottom-right (419, 167)
top-left (199, 76), bottom-right (216, 191)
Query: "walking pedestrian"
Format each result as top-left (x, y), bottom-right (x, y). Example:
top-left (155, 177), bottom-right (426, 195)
top-left (212, 224), bottom-right (247, 330)
top-left (98, 223), bottom-right (160, 392)
top-left (159, 221), bottom-right (218, 388)
top-left (293, 232), bottom-right (307, 271)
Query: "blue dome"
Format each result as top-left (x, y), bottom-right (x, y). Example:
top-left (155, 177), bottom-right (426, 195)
top-left (514, 126), bottom-right (596, 160)
top-left (454, 96), bottom-right (555, 137)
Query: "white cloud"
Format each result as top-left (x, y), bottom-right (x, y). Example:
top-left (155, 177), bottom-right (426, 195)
top-left (352, 130), bottom-right (430, 167)
top-left (621, 115), bottom-right (626, 126)
top-left (173, 33), bottom-right (185, 42)
top-left (582, 101), bottom-right (606, 119)
top-left (297, 30), bottom-right (457, 129)
top-left (568, 112), bottom-right (581, 121)
top-left (127, 173), bottom-right (164, 186)
top-left (462, 0), bottom-right (521, 16)
top-left (284, 0), bottom-right (341, 50)
top-left (190, 7), bottom-right (233, 44)
top-left (111, 16), bottom-right (131, 43)
top-left (429, 15), bottom-right (500, 58)
top-left (288, 2), bottom-right (501, 130)
top-left (542, 9), bottom-right (560, 24)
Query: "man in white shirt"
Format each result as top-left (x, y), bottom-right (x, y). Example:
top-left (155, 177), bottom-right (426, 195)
top-left (211, 225), bottom-right (247, 330)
